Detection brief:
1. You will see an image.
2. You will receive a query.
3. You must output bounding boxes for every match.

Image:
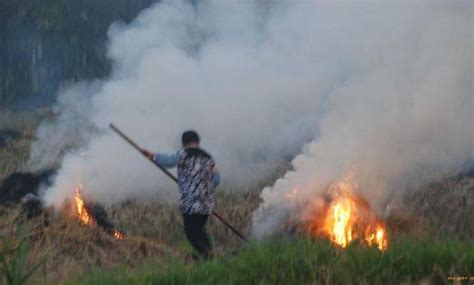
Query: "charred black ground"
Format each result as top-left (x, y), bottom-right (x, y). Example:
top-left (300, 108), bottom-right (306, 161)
top-left (0, 169), bottom-right (122, 235)
top-left (84, 203), bottom-right (122, 235)
top-left (0, 130), bottom-right (21, 148)
top-left (0, 169), bottom-right (55, 205)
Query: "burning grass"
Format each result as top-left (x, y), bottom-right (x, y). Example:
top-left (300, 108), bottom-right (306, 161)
top-left (0, 120), bottom-right (472, 284)
top-left (302, 179), bottom-right (388, 251)
top-left (0, 187), bottom-right (261, 283)
top-left (0, 175), bottom-right (472, 284)
top-left (73, 185), bottom-right (123, 239)
top-left (0, 207), bottom-right (182, 283)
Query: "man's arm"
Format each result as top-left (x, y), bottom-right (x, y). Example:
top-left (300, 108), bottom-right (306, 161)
top-left (141, 149), bottom-right (180, 168)
top-left (212, 166), bottom-right (221, 188)
top-left (153, 153), bottom-right (180, 168)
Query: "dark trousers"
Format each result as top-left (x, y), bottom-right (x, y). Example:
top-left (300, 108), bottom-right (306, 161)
top-left (182, 214), bottom-right (213, 259)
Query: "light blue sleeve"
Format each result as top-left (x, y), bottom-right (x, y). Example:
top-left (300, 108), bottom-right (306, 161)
top-left (212, 171), bottom-right (221, 188)
top-left (153, 153), bottom-right (180, 168)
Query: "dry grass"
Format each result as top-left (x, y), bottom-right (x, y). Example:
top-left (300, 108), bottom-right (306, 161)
top-left (1, 179), bottom-right (472, 285)
top-left (0, 111), bottom-right (473, 283)
top-left (406, 175), bottom-right (474, 237)
top-left (0, 110), bottom-right (270, 283)
top-left (0, 109), bottom-right (51, 181)
top-left (109, 188), bottom-right (262, 254)
top-left (0, 207), bottom-right (183, 283)
top-left (0, 137), bottom-right (31, 182)
top-left (0, 186), bottom-right (264, 283)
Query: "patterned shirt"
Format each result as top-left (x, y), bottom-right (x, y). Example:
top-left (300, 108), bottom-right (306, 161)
top-left (153, 148), bottom-right (220, 215)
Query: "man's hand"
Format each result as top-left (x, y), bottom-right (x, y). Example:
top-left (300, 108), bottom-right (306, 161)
top-left (141, 149), bottom-right (154, 159)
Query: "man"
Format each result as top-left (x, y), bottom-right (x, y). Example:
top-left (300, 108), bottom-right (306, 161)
top-left (141, 130), bottom-right (220, 259)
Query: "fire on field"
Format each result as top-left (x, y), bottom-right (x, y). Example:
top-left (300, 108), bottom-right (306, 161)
top-left (304, 185), bottom-right (388, 251)
top-left (0, 170), bottom-right (182, 280)
top-left (0, 170), bottom-right (124, 239)
top-left (282, 175), bottom-right (389, 251)
top-left (0, 166), bottom-right (472, 282)
top-left (74, 184), bottom-right (123, 239)
top-left (277, 170), bottom-right (474, 250)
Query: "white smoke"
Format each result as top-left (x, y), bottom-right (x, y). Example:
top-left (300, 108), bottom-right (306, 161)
top-left (28, 0), bottom-right (472, 229)
top-left (251, 1), bottom-right (473, 238)
top-left (29, 82), bottom-right (101, 170)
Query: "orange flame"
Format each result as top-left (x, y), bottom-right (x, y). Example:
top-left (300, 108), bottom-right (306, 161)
top-left (74, 185), bottom-right (93, 226)
top-left (74, 185), bottom-right (123, 240)
top-left (324, 196), bottom-right (354, 248)
top-left (306, 179), bottom-right (388, 251)
top-left (113, 230), bottom-right (123, 240)
top-left (365, 223), bottom-right (388, 251)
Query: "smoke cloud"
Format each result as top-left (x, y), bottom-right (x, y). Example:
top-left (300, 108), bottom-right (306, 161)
top-left (29, 0), bottom-right (472, 233)
top-left (250, 1), bottom-right (473, 238)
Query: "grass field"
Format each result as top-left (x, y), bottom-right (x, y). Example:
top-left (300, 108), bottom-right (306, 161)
top-left (70, 237), bottom-right (474, 285)
top-left (0, 111), bottom-right (473, 284)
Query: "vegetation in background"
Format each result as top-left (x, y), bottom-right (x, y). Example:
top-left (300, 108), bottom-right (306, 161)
top-left (0, 0), bottom-right (157, 110)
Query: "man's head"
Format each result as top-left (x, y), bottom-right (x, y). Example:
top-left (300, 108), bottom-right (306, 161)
top-left (182, 130), bottom-right (200, 147)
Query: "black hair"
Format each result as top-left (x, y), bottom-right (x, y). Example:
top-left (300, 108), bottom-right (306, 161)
top-left (182, 130), bottom-right (200, 146)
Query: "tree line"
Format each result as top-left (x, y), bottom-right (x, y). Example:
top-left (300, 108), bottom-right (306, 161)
top-left (0, 0), bottom-right (157, 110)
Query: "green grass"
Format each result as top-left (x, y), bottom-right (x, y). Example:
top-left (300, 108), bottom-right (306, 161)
top-left (68, 237), bottom-right (473, 285)
top-left (0, 226), bottom-right (45, 285)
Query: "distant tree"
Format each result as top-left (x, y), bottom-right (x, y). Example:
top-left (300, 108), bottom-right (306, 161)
top-left (0, 0), bottom-right (157, 110)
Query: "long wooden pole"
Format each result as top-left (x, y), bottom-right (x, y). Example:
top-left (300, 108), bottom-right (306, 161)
top-left (109, 123), bottom-right (249, 244)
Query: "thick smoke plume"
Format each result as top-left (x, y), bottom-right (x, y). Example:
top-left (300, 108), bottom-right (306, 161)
top-left (29, 0), bottom-right (472, 232)
top-left (250, 1), bottom-right (473, 238)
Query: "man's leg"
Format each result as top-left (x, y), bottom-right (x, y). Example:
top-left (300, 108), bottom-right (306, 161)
top-left (196, 214), bottom-right (213, 258)
top-left (183, 214), bottom-right (213, 258)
